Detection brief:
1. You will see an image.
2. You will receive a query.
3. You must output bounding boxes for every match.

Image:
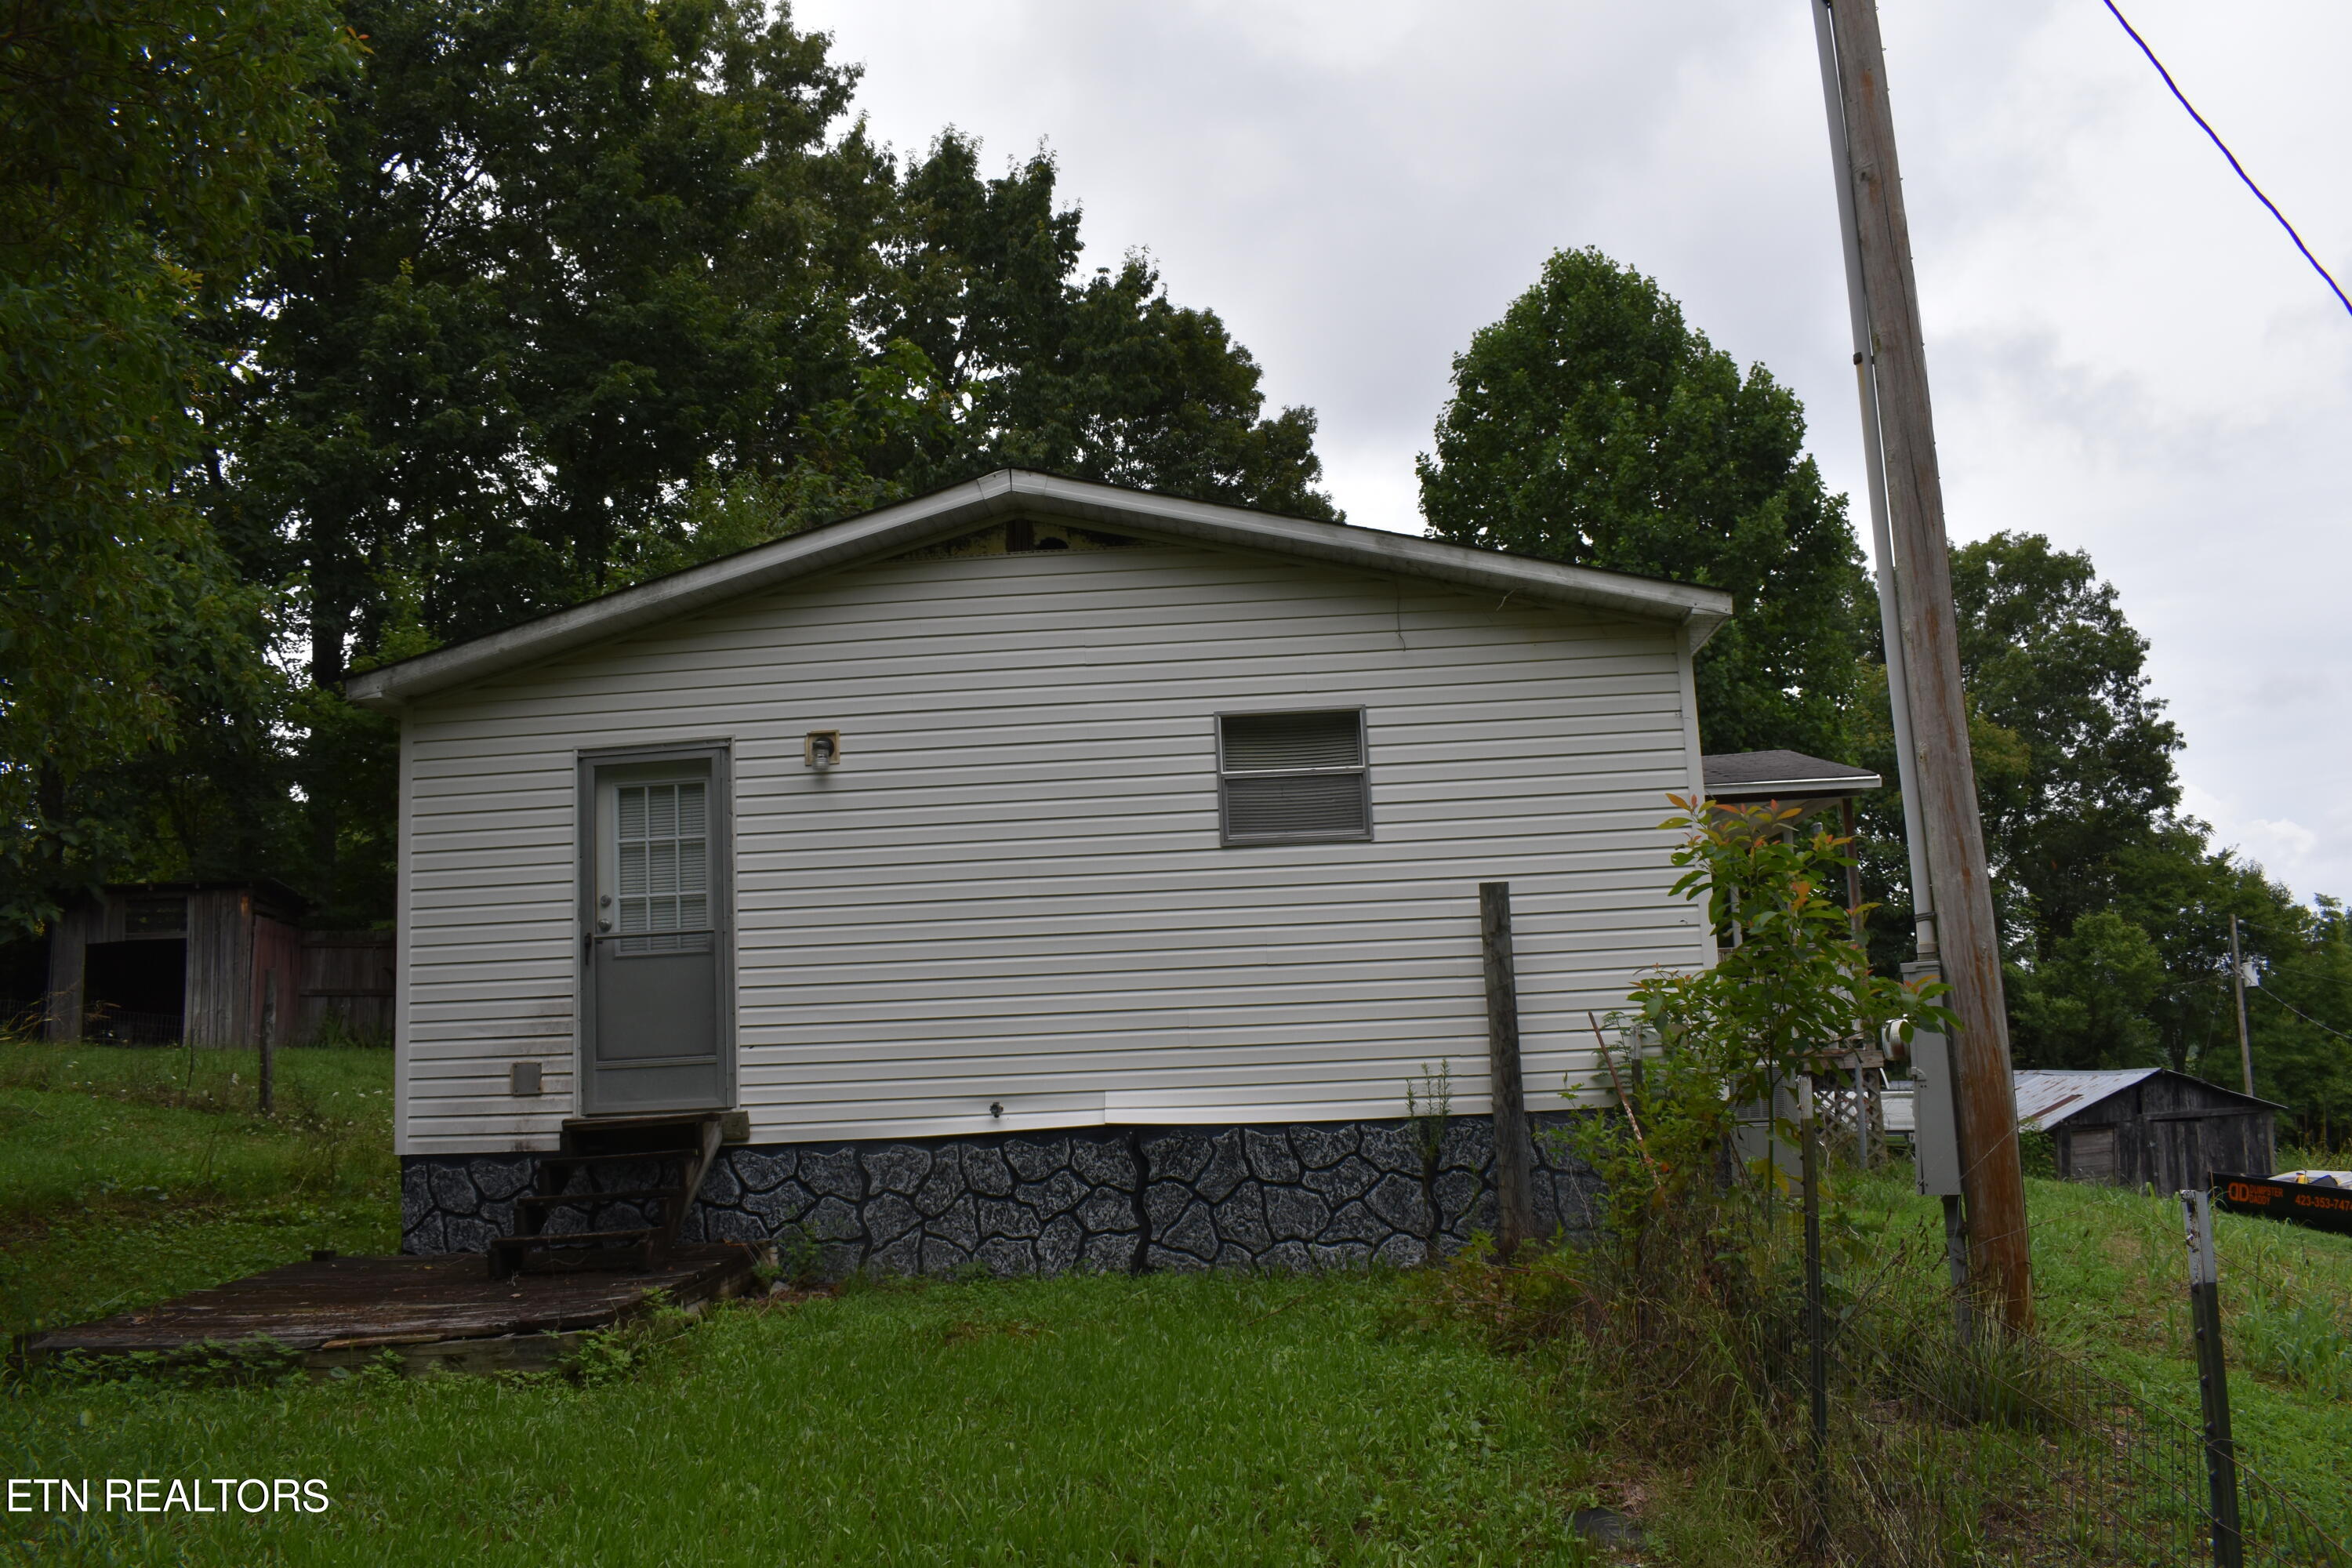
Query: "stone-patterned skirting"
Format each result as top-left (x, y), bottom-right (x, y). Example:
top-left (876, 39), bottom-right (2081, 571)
top-left (400, 1114), bottom-right (1603, 1278)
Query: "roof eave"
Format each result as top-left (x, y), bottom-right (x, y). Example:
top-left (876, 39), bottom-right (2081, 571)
top-left (343, 470), bottom-right (1734, 710)
top-left (1711, 775), bottom-right (1884, 796)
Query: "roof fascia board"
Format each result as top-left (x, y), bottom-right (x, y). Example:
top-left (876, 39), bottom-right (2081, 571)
top-left (345, 470), bottom-right (1732, 710)
top-left (1712, 775), bottom-right (1885, 793)
top-left (344, 474), bottom-right (1025, 710)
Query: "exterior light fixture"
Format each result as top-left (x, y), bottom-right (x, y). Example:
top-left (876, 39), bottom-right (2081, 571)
top-left (804, 730), bottom-right (842, 769)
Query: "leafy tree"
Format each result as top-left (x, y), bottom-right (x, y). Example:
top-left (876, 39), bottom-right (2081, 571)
top-left (1845, 530), bottom-right (2350, 1116)
top-left (2005, 910), bottom-right (2165, 1069)
top-left (219, 8), bottom-right (1337, 922)
top-left (2255, 898), bottom-right (2352, 1143)
top-left (880, 135), bottom-right (1336, 517)
top-left (1951, 532), bottom-right (2184, 943)
top-left (2, 0), bottom-right (350, 932)
top-left (1417, 246), bottom-right (1867, 757)
top-left (227, 0), bottom-right (884, 686)
top-left (222, 0), bottom-right (898, 917)
top-left (1856, 532), bottom-right (2182, 959)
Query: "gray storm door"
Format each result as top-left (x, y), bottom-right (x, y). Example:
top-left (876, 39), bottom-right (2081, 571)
top-left (580, 750), bottom-right (732, 1116)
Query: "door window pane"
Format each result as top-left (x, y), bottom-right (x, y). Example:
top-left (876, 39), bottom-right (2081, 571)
top-left (615, 781), bottom-right (709, 953)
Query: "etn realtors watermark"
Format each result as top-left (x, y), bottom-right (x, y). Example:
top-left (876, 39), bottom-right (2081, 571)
top-left (10, 1477), bottom-right (330, 1514)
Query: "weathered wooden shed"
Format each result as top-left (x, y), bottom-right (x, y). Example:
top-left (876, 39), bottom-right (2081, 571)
top-left (347, 470), bottom-right (1737, 1275)
top-left (2016, 1068), bottom-right (2281, 1192)
top-left (43, 884), bottom-right (394, 1047)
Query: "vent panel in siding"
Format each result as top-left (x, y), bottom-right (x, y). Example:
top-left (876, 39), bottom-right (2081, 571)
top-left (1222, 774), bottom-right (1370, 840)
top-left (1218, 709), bottom-right (1370, 844)
top-left (1219, 710), bottom-right (1364, 772)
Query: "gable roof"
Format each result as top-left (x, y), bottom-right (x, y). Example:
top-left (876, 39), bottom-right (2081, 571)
top-left (343, 469), bottom-right (1735, 711)
top-left (1884, 1066), bottom-right (2285, 1135)
top-left (2014, 1068), bottom-right (2285, 1129)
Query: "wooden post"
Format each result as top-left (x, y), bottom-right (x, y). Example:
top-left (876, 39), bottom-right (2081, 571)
top-left (258, 969), bottom-right (277, 1116)
top-left (1822, 0), bottom-right (2032, 1333)
top-left (1479, 883), bottom-right (1537, 1258)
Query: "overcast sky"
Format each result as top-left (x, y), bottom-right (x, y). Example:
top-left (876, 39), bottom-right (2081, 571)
top-left (795, 0), bottom-right (2352, 904)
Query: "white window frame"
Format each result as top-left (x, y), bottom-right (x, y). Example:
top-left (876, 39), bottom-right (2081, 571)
top-left (1214, 706), bottom-right (1374, 847)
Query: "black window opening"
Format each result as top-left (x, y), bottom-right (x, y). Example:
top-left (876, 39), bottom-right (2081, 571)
top-left (82, 939), bottom-right (187, 1044)
top-left (1217, 709), bottom-right (1372, 845)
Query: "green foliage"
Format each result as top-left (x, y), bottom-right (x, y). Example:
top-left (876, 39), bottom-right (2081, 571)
top-left (1417, 246), bottom-right (1868, 758)
top-left (1853, 1163), bottom-right (2352, 1523)
top-left (0, 0), bottom-right (353, 932)
top-left (2258, 898), bottom-right (2352, 1137)
top-left (2008, 909), bottom-right (2165, 1069)
top-left (1838, 529), bottom-right (2352, 1128)
top-left (1624, 797), bottom-right (1949, 1134)
top-left (198, 5), bottom-right (1336, 922)
top-left (45, 1337), bottom-right (306, 1391)
top-left (1403, 1060), bottom-right (1454, 1174)
top-left (1951, 533), bottom-right (2185, 935)
top-left (2234, 1300), bottom-right (2352, 1403)
top-left (767, 1225), bottom-right (824, 1290)
top-left (568, 1292), bottom-right (697, 1387)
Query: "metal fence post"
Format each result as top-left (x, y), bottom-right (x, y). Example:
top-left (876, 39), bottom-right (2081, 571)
top-left (2180, 1188), bottom-right (2243, 1568)
top-left (1804, 1109), bottom-right (1829, 1556)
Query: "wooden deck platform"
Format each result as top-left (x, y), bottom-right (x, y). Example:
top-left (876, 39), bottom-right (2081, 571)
top-left (20, 1247), bottom-right (760, 1376)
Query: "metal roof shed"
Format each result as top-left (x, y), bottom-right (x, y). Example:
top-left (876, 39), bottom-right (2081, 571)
top-left (2013, 1068), bottom-right (2282, 1192)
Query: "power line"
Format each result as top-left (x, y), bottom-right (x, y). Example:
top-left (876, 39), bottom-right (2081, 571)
top-left (2252, 986), bottom-right (2352, 1044)
top-left (2100, 0), bottom-right (2352, 321)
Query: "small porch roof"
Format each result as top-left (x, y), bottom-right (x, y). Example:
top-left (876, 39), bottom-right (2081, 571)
top-left (1700, 750), bottom-right (1882, 813)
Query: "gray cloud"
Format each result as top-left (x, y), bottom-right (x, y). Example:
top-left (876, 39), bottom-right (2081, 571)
top-left (797, 0), bottom-right (2352, 897)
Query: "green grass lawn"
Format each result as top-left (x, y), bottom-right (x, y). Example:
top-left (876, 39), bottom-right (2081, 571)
top-left (3, 1270), bottom-right (1602, 1567)
top-left (4, 1045), bottom-right (2347, 1566)
top-left (1844, 1162), bottom-right (2352, 1529)
top-left (0, 1045), bottom-right (397, 1339)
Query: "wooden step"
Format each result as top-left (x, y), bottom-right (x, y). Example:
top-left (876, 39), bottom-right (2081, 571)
top-left (539, 1150), bottom-right (695, 1173)
top-left (515, 1188), bottom-right (677, 1211)
top-left (486, 1112), bottom-right (728, 1279)
top-left (489, 1229), bottom-right (659, 1276)
top-left (557, 1114), bottom-right (716, 1159)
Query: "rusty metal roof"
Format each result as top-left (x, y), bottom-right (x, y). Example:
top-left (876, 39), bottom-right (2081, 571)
top-left (2013, 1069), bottom-right (2161, 1130)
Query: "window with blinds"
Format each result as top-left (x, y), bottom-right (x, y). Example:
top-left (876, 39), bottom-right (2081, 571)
top-left (615, 780), bottom-right (710, 954)
top-left (1217, 709), bottom-right (1372, 844)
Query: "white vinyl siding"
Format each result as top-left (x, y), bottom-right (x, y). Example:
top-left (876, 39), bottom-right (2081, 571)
top-left (396, 538), bottom-right (1709, 1153)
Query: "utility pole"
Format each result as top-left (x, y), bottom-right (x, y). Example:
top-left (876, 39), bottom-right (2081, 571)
top-left (2229, 916), bottom-right (2254, 1098)
top-left (1814, 0), bottom-right (2033, 1332)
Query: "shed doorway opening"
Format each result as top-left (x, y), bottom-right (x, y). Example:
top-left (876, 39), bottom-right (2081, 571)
top-left (82, 939), bottom-right (186, 1044)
